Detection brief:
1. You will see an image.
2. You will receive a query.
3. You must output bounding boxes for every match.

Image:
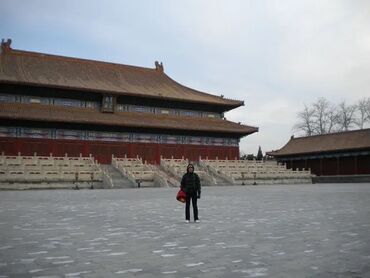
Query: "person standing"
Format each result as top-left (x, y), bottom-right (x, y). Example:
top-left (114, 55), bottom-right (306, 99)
top-left (180, 163), bottom-right (201, 223)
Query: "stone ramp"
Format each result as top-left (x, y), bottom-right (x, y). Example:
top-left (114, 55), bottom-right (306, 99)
top-left (156, 165), bottom-right (180, 187)
top-left (213, 175), bottom-right (233, 185)
top-left (196, 163), bottom-right (232, 186)
top-left (101, 164), bottom-right (136, 188)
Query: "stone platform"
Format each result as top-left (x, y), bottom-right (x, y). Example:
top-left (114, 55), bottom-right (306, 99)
top-left (0, 184), bottom-right (370, 277)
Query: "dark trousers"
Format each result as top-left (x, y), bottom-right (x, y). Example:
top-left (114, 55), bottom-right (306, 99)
top-left (185, 192), bottom-right (198, 221)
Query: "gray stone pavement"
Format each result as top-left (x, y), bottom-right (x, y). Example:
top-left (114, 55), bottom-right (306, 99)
top-left (0, 184), bottom-right (370, 278)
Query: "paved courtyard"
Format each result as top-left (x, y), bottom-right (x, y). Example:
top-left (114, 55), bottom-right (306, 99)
top-left (0, 184), bottom-right (370, 278)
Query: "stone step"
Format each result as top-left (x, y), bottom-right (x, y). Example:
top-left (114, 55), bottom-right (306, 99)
top-left (110, 173), bottom-right (123, 179)
top-left (101, 165), bottom-right (136, 188)
top-left (214, 175), bottom-right (232, 185)
top-left (139, 181), bottom-right (157, 188)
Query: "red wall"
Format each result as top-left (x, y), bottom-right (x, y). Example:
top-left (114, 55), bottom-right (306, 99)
top-left (0, 137), bottom-right (239, 164)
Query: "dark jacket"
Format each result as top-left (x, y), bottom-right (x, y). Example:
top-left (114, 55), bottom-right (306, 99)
top-left (181, 171), bottom-right (201, 196)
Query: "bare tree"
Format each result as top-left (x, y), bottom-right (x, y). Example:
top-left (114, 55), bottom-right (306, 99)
top-left (294, 97), bottom-right (369, 136)
top-left (364, 98), bottom-right (370, 124)
top-left (337, 101), bottom-right (357, 131)
top-left (311, 97), bottom-right (339, 134)
top-left (356, 97), bottom-right (370, 129)
top-left (312, 98), bottom-right (329, 134)
top-left (325, 105), bottom-right (340, 133)
top-left (293, 104), bottom-right (315, 136)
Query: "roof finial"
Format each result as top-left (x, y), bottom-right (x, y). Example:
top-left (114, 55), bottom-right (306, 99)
top-left (1, 38), bottom-right (12, 53)
top-left (155, 61), bottom-right (164, 73)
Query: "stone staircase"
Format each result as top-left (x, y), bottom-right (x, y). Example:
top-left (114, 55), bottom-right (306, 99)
top-left (212, 175), bottom-right (228, 186)
top-left (101, 165), bottom-right (136, 188)
top-left (149, 165), bottom-right (179, 187)
top-left (196, 163), bottom-right (232, 186)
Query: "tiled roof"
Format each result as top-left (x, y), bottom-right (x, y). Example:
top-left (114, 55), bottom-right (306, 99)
top-left (0, 44), bottom-right (243, 109)
top-left (0, 103), bottom-right (258, 136)
top-left (268, 129), bottom-right (370, 157)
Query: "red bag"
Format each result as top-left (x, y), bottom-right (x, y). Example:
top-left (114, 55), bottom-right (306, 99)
top-left (176, 189), bottom-right (186, 203)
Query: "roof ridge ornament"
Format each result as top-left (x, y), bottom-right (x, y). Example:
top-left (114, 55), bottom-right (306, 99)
top-left (220, 94), bottom-right (245, 105)
top-left (1, 38), bottom-right (12, 53)
top-left (155, 61), bottom-right (164, 73)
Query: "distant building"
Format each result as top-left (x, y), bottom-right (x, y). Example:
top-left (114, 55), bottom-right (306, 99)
top-left (0, 39), bottom-right (258, 163)
top-left (267, 129), bottom-right (370, 176)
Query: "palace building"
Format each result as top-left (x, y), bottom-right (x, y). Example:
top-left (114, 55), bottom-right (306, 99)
top-left (267, 129), bottom-right (370, 176)
top-left (0, 39), bottom-right (258, 164)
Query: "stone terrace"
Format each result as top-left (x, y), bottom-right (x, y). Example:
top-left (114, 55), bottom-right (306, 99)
top-left (0, 184), bottom-right (370, 277)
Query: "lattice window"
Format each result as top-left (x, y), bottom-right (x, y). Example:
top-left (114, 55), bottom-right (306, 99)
top-left (1, 126), bottom-right (238, 146)
top-left (54, 98), bottom-right (82, 108)
top-left (180, 110), bottom-right (202, 117)
top-left (102, 95), bottom-right (115, 113)
top-left (0, 94), bottom-right (16, 103)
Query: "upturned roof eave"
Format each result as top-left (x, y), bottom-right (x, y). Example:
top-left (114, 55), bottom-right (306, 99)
top-left (2, 115), bottom-right (258, 136)
top-left (0, 79), bottom-right (243, 109)
top-left (268, 146), bottom-right (370, 157)
top-left (0, 103), bottom-right (258, 136)
top-left (0, 47), bottom-right (244, 109)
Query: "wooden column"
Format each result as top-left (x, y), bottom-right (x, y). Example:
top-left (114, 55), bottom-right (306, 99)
top-left (354, 155), bottom-right (358, 175)
top-left (336, 157), bottom-right (340, 175)
top-left (319, 157), bottom-right (323, 176)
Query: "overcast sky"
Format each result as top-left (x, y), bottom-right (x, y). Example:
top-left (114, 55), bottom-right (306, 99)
top-left (1, 0), bottom-right (370, 155)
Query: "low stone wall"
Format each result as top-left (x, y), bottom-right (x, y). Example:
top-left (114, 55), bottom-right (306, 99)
top-left (0, 181), bottom-right (104, 190)
top-left (235, 178), bottom-right (312, 185)
top-left (313, 175), bottom-right (370, 183)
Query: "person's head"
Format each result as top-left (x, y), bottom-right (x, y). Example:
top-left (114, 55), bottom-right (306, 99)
top-left (187, 163), bottom-right (194, 173)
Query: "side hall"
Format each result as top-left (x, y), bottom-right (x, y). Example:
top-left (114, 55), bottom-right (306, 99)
top-left (267, 129), bottom-right (370, 177)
